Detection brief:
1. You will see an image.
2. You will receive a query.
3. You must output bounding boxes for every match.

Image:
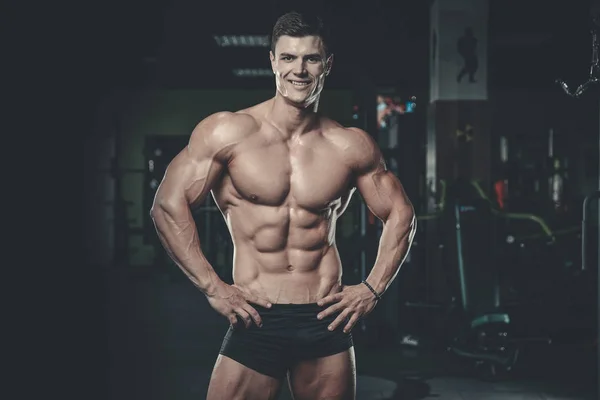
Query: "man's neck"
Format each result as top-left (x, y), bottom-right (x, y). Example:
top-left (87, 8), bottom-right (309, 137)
top-left (267, 94), bottom-right (319, 138)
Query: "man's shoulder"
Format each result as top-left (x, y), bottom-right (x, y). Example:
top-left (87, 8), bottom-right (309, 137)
top-left (321, 119), bottom-right (376, 151)
top-left (202, 110), bottom-right (260, 135)
top-left (321, 119), bottom-right (380, 170)
top-left (190, 110), bottom-right (261, 149)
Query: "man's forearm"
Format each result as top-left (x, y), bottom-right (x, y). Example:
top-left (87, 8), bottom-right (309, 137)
top-left (365, 206), bottom-right (416, 296)
top-left (150, 203), bottom-right (221, 295)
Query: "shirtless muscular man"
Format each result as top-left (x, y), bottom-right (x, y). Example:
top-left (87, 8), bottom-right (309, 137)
top-left (150, 11), bottom-right (416, 400)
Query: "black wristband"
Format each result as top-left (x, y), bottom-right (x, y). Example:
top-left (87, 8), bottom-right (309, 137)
top-left (362, 280), bottom-right (382, 300)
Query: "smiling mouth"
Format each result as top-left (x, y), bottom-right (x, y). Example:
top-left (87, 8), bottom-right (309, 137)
top-left (288, 80), bottom-right (311, 87)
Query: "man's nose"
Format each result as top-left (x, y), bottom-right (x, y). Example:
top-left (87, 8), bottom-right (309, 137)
top-left (292, 60), bottom-right (307, 75)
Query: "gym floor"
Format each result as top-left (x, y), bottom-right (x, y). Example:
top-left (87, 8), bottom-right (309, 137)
top-left (105, 265), bottom-right (598, 400)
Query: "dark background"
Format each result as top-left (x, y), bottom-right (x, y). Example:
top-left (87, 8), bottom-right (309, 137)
top-left (12, 0), bottom-right (598, 399)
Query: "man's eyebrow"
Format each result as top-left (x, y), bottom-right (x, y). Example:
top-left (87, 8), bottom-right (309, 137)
top-left (303, 53), bottom-right (322, 59)
top-left (279, 53), bottom-right (323, 59)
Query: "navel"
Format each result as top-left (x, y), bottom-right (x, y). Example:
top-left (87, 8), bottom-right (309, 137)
top-left (286, 264), bottom-right (295, 272)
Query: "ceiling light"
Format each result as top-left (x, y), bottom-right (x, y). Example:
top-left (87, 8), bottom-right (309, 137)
top-left (214, 35), bottom-right (270, 47)
top-left (232, 68), bottom-right (272, 77)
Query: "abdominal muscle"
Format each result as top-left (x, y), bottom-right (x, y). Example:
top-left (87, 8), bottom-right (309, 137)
top-left (223, 203), bottom-right (343, 304)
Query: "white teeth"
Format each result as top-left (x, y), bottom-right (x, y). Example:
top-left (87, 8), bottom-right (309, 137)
top-left (290, 81), bottom-right (310, 86)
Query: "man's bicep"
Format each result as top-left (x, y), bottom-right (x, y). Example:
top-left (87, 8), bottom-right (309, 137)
top-left (154, 116), bottom-right (229, 209)
top-left (356, 168), bottom-right (412, 222)
top-left (345, 127), bottom-right (411, 221)
top-left (156, 150), bottom-right (224, 209)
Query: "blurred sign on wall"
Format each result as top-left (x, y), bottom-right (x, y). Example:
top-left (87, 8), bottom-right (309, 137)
top-left (430, 0), bottom-right (489, 102)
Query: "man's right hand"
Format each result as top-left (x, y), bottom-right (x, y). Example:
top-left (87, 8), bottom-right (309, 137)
top-left (206, 282), bottom-right (272, 328)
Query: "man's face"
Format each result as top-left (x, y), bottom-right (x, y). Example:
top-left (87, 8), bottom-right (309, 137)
top-left (270, 35), bottom-right (333, 108)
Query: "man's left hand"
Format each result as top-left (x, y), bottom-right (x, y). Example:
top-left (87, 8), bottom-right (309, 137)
top-left (317, 283), bottom-right (379, 333)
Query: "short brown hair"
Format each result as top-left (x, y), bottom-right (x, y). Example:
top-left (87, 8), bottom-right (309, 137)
top-left (271, 11), bottom-right (332, 56)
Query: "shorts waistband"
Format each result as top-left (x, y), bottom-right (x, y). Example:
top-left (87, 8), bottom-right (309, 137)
top-left (260, 302), bottom-right (320, 308)
top-left (255, 303), bottom-right (323, 312)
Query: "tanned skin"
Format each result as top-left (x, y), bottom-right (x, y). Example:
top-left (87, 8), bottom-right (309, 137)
top-left (150, 34), bottom-right (416, 400)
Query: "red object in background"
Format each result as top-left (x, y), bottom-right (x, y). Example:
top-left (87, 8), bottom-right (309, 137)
top-left (368, 210), bottom-right (376, 225)
top-left (494, 180), bottom-right (507, 209)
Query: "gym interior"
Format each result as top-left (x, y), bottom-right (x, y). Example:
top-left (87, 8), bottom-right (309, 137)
top-left (84, 0), bottom-right (599, 399)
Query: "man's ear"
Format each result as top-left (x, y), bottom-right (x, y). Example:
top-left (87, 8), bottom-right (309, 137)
top-left (325, 54), bottom-right (334, 76)
top-left (270, 51), bottom-right (276, 73)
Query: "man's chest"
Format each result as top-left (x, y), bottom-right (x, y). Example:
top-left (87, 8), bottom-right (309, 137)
top-left (225, 138), bottom-right (354, 208)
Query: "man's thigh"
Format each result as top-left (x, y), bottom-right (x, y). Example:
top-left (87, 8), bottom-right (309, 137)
top-left (207, 355), bottom-right (283, 400)
top-left (288, 348), bottom-right (356, 400)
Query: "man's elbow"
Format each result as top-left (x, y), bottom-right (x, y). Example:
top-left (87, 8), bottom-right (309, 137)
top-left (149, 201), bottom-right (164, 220)
top-left (391, 204), bottom-right (416, 228)
top-left (149, 204), bottom-right (161, 219)
top-left (150, 196), bottom-right (183, 219)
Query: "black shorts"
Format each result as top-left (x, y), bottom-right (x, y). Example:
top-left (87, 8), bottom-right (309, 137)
top-left (218, 303), bottom-right (354, 379)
